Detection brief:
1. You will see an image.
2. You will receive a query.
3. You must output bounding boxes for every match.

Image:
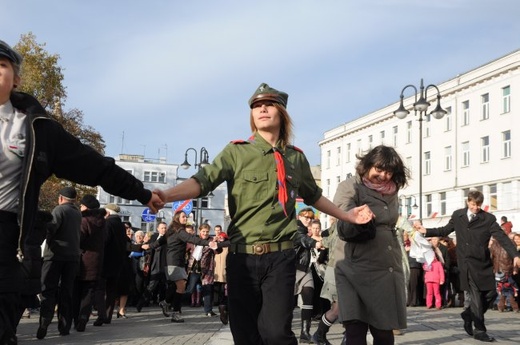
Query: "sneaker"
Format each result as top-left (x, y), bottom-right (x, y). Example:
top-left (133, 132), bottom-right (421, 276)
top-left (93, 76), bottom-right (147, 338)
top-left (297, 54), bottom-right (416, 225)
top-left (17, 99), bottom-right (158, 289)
top-left (159, 300), bottom-right (170, 317)
top-left (171, 312), bottom-right (184, 323)
top-left (22, 308), bottom-right (31, 319)
top-left (206, 311), bottom-right (217, 317)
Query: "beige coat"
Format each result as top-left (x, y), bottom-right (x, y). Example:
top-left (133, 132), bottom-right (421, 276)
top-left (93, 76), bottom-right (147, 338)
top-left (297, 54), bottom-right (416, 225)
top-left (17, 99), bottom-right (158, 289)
top-left (333, 177), bottom-right (407, 330)
top-left (213, 247), bottom-right (228, 283)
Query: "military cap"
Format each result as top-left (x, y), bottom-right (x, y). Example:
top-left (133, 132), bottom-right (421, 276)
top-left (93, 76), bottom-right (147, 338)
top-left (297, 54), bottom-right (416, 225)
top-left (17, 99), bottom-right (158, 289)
top-left (59, 187), bottom-right (77, 199)
top-left (0, 40), bottom-right (23, 65)
top-left (248, 83), bottom-right (288, 108)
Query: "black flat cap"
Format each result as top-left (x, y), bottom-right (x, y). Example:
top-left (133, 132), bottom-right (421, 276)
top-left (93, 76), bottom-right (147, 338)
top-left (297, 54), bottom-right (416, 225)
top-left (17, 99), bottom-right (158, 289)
top-left (80, 194), bottom-right (100, 209)
top-left (0, 40), bottom-right (23, 65)
top-left (248, 83), bottom-right (288, 108)
top-left (59, 187), bottom-right (77, 199)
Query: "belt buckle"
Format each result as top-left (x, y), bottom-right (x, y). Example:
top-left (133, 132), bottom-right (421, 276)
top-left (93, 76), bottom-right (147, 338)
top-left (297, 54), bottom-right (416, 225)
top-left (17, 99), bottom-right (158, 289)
top-left (252, 243), bottom-right (269, 255)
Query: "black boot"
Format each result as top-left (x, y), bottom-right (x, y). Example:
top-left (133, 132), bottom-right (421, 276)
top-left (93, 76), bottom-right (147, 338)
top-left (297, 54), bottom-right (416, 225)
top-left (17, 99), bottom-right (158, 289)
top-left (218, 304), bottom-right (228, 325)
top-left (36, 317), bottom-right (51, 340)
top-left (312, 318), bottom-right (332, 345)
top-left (300, 320), bottom-right (312, 343)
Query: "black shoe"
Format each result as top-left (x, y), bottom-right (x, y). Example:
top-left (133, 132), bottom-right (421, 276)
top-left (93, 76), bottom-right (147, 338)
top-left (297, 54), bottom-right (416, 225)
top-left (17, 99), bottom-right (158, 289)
top-left (36, 325), bottom-right (48, 340)
top-left (460, 311), bottom-right (473, 336)
top-left (0, 330), bottom-right (17, 345)
top-left (76, 320), bottom-right (86, 332)
top-left (59, 330), bottom-right (70, 336)
top-left (474, 332), bottom-right (496, 342)
top-left (93, 318), bottom-right (105, 326)
top-left (312, 331), bottom-right (332, 345)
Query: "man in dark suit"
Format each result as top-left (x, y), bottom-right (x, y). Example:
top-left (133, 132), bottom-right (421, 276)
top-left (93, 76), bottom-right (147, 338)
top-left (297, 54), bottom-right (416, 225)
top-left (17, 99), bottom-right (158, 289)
top-left (415, 190), bottom-right (520, 342)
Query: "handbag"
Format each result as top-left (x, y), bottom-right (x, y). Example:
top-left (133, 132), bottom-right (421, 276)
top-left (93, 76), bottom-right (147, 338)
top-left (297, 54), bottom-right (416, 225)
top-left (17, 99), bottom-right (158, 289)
top-left (337, 219), bottom-right (377, 242)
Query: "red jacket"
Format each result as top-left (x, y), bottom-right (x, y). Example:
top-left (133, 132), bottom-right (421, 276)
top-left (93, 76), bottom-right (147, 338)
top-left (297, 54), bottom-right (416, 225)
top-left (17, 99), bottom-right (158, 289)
top-left (423, 259), bottom-right (445, 284)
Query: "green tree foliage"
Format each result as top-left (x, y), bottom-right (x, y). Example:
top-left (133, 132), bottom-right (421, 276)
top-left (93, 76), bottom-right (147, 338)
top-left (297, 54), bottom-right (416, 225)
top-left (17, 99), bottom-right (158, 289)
top-left (13, 33), bottom-right (105, 211)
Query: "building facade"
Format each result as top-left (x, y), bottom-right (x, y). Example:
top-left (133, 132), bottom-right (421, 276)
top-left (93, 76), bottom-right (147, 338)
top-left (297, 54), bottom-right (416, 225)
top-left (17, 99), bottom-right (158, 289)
top-left (96, 154), bottom-right (227, 233)
top-left (320, 49), bottom-right (520, 228)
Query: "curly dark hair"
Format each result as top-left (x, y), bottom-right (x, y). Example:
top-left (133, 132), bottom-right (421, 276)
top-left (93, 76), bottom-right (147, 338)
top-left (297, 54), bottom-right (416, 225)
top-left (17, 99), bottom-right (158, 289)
top-left (355, 145), bottom-right (410, 189)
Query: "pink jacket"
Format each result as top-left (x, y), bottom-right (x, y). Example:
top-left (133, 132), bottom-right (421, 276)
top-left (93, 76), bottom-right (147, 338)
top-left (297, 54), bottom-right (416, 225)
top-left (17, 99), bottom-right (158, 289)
top-left (423, 259), bottom-right (445, 284)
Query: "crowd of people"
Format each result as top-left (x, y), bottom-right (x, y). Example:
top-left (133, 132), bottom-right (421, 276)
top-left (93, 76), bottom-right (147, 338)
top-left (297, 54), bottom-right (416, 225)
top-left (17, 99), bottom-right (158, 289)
top-left (3, 38), bottom-right (520, 345)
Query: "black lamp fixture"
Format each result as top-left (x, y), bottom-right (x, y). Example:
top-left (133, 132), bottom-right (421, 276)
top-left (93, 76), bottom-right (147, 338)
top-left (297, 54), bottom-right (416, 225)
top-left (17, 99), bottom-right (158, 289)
top-left (394, 79), bottom-right (446, 220)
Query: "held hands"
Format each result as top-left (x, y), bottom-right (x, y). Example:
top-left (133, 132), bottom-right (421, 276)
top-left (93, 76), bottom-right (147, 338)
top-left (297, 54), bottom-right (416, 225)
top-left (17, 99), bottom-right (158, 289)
top-left (209, 241), bottom-right (218, 250)
top-left (347, 204), bottom-right (374, 224)
top-left (147, 192), bottom-right (165, 214)
top-left (413, 221), bottom-right (427, 234)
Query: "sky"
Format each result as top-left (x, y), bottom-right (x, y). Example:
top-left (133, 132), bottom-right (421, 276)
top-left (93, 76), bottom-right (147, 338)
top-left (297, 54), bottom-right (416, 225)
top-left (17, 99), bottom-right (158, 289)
top-left (4, 0), bottom-right (520, 174)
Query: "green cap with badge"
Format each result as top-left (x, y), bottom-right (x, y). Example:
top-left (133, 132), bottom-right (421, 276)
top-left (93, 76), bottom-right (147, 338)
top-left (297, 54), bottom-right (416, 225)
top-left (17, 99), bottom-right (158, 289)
top-left (248, 83), bottom-right (288, 109)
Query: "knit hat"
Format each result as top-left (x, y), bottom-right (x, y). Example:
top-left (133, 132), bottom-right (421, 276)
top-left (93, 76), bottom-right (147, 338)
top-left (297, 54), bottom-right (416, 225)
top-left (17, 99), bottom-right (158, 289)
top-left (80, 194), bottom-right (100, 209)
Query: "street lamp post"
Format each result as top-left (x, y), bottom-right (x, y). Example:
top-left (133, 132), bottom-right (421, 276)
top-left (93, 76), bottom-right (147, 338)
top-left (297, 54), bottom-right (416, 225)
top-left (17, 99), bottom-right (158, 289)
top-left (394, 79), bottom-right (447, 220)
top-left (181, 147), bottom-right (210, 227)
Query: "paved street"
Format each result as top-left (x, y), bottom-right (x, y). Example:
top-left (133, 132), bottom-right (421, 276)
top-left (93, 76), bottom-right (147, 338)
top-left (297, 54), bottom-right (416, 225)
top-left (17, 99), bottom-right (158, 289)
top-left (16, 305), bottom-right (520, 344)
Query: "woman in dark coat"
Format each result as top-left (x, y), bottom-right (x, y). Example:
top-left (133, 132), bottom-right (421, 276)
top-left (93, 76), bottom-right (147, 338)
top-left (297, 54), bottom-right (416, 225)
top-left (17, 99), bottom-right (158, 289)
top-left (334, 145), bottom-right (410, 345)
top-left (73, 195), bottom-right (106, 331)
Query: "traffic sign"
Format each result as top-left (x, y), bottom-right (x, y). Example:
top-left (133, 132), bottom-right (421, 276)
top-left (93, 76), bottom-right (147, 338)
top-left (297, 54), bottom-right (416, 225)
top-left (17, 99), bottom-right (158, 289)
top-left (172, 200), bottom-right (193, 214)
top-left (141, 208), bottom-right (156, 223)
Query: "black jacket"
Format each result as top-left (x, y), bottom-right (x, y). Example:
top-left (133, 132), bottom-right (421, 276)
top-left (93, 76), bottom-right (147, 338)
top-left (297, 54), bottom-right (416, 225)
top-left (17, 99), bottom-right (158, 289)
top-left (151, 227), bottom-right (211, 268)
top-left (293, 220), bottom-right (318, 272)
top-left (10, 92), bottom-right (152, 260)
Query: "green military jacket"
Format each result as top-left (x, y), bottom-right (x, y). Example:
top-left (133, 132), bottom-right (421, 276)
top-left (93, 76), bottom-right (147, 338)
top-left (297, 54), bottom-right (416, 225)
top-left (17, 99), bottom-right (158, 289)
top-left (193, 132), bottom-right (322, 245)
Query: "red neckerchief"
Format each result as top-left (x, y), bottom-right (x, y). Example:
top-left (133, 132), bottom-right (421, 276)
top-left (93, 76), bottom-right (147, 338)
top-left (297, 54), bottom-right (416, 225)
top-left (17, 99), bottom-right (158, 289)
top-left (273, 148), bottom-right (288, 217)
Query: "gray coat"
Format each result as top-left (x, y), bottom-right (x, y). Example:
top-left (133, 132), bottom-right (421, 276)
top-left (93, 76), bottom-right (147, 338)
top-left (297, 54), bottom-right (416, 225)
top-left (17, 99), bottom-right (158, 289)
top-left (333, 177), bottom-right (407, 330)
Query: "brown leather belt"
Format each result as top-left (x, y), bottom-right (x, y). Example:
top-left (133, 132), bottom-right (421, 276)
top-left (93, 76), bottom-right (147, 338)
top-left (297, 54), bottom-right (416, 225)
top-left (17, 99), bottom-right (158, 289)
top-left (230, 240), bottom-right (293, 255)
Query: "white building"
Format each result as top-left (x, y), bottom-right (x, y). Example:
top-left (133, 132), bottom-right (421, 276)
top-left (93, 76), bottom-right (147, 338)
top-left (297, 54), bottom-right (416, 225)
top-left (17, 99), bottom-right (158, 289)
top-left (96, 154), bottom-right (227, 233)
top-left (320, 49), bottom-right (520, 229)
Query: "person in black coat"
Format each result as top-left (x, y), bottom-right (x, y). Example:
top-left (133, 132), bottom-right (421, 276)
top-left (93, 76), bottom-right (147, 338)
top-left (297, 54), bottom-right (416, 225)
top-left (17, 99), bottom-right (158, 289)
top-left (415, 190), bottom-right (520, 342)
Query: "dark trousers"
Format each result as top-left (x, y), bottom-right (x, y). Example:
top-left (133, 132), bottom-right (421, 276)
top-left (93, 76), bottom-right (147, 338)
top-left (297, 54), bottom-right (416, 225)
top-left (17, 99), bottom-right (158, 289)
top-left (407, 268), bottom-right (421, 306)
top-left (40, 260), bottom-right (78, 333)
top-left (73, 279), bottom-right (97, 326)
top-left (93, 278), bottom-right (108, 321)
top-left (227, 249), bottom-right (298, 345)
top-left (201, 284), bottom-right (214, 313)
top-left (466, 271), bottom-right (497, 334)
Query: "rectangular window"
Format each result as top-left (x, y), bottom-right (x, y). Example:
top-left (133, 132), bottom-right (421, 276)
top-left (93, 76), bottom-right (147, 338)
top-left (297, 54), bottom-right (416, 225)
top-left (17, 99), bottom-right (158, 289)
top-left (380, 130), bottom-right (385, 145)
top-left (502, 85), bottom-right (510, 113)
top-left (424, 114), bottom-right (431, 138)
top-left (368, 135), bottom-right (373, 149)
top-left (481, 136), bottom-right (489, 163)
top-left (357, 139), bottom-right (362, 155)
top-left (406, 156), bottom-right (412, 176)
top-left (144, 171), bottom-right (151, 182)
top-left (393, 126), bottom-right (398, 147)
top-left (326, 150), bottom-right (331, 169)
top-left (425, 194), bottom-right (432, 217)
top-left (489, 184), bottom-right (497, 211)
top-left (462, 100), bottom-right (470, 126)
top-left (144, 171), bottom-right (164, 183)
top-left (444, 146), bottom-right (452, 171)
top-left (445, 106), bottom-right (452, 132)
top-left (424, 151), bottom-right (431, 175)
top-left (326, 179), bottom-right (330, 197)
top-left (336, 147), bottom-right (341, 166)
top-left (462, 141), bottom-right (470, 167)
top-left (407, 121), bottom-right (412, 143)
top-left (346, 143), bottom-right (351, 163)
top-left (481, 93), bottom-right (489, 120)
top-left (502, 130), bottom-right (511, 158)
top-left (440, 192), bottom-right (446, 215)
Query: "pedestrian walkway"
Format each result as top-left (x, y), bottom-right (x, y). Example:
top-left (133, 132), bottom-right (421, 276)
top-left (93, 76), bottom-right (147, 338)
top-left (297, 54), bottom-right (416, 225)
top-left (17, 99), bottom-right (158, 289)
top-left (16, 306), bottom-right (520, 344)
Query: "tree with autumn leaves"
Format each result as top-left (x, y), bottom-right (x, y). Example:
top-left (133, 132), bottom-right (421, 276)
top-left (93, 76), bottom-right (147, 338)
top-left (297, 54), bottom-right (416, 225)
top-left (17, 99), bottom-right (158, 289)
top-left (14, 33), bottom-right (105, 211)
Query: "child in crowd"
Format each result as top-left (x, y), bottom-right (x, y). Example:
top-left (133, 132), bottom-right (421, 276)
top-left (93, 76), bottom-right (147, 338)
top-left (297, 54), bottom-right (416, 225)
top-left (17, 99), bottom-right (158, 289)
top-left (423, 257), bottom-right (445, 310)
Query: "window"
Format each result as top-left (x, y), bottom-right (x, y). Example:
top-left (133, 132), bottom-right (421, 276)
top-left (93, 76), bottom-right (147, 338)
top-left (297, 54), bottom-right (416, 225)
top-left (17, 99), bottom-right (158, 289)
top-left (346, 143), bottom-right (351, 163)
top-left (444, 146), bottom-right (452, 171)
top-left (326, 150), bottom-right (331, 168)
top-left (440, 192), bottom-right (446, 215)
top-left (481, 93), bottom-right (489, 120)
top-left (424, 114), bottom-right (431, 138)
top-left (368, 135), bottom-right (373, 149)
top-left (393, 126), bottom-right (398, 147)
top-left (489, 184), bottom-right (497, 211)
top-left (326, 179), bottom-right (330, 196)
top-left (357, 139), bottom-right (362, 155)
top-left (424, 151), bottom-right (431, 175)
top-left (143, 171), bottom-right (166, 183)
top-left (462, 100), bottom-right (470, 126)
top-left (502, 86), bottom-right (510, 113)
top-left (445, 106), bottom-right (452, 132)
top-left (425, 194), bottom-right (432, 217)
top-left (336, 176), bottom-right (341, 184)
top-left (406, 156), bottom-right (412, 176)
top-left (502, 130), bottom-right (511, 158)
top-left (406, 121), bottom-right (412, 143)
top-left (380, 130), bottom-right (385, 145)
top-left (462, 141), bottom-right (470, 167)
top-left (193, 197), bottom-right (209, 209)
top-left (336, 147), bottom-right (341, 166)
top-left (481, 136), bottom-right (489, 163)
